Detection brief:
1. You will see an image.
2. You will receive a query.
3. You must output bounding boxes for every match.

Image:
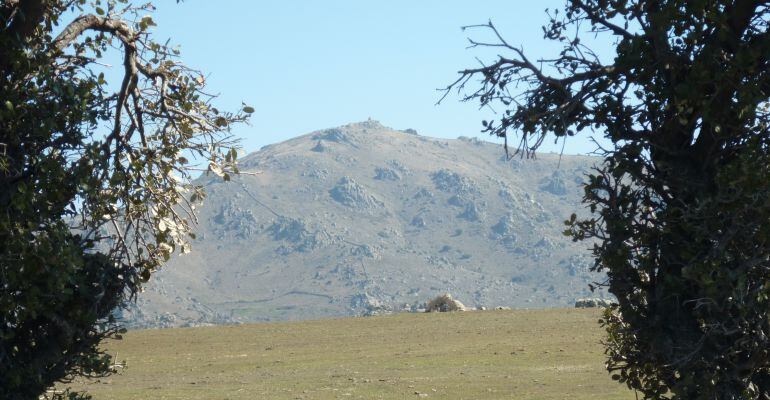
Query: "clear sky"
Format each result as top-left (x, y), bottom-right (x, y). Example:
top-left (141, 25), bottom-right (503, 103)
top-left (148, 1), bottom-right (613, 155)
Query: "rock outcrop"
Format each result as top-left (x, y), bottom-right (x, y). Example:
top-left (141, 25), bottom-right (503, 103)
top-left (329, 176), bottom-right (384, 210)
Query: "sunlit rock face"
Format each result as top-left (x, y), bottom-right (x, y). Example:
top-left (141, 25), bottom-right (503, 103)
top-left (126, 120), bottom-right (605, 328)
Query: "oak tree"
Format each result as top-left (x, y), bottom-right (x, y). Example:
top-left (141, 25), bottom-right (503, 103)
top-left (0, 1), bottom-right (249, 398)
top-left (446, 1), bottom-right (770, 398)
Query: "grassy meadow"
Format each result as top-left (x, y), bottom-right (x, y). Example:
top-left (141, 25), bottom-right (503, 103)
top-left (69, 309), bottom-right (636, 399)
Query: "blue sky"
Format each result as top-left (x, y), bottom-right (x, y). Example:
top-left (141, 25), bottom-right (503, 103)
top-left (149, 1), bottom-right (613, 155)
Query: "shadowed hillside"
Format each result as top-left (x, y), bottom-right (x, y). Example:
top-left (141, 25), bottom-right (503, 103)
top-left (122, 121), bottom-right (605, 328)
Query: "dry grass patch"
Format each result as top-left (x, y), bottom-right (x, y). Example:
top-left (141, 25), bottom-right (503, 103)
top-left (68, 309), bottom-right (635, 399)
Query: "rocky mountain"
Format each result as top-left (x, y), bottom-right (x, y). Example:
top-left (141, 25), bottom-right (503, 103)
top-left (121, 120), bottom-right (606, 328)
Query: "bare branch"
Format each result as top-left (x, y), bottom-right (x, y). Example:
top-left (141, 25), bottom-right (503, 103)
top-left (53, 14), bottom-right (134, 52)
top-left (574, 2), bottom-right (636, 39)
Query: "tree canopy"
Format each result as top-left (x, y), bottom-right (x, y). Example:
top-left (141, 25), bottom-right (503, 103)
top-left (0, 1), bottom-right (248, 398)
top-left (446, 1), bottom-right (770, 398)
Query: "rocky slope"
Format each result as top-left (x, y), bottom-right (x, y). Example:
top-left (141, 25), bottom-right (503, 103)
top-left (121, 120), bottom-right (605, 328)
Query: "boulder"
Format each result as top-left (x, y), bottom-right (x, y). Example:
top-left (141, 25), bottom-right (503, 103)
top-left (574, 298), bottom-right (613, 308)
top-left (426, 293), bottom-right (466, 312)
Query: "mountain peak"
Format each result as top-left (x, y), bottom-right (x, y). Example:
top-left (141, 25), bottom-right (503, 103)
top-left (129, 122), bottom-right (603, 328)
top-left (341, 118), bottom-right (386, 131)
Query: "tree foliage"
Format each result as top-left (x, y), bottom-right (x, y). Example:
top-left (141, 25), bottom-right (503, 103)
top-left (445, 1), bottom-right (770, 398)
top-left (0, 1), bottom-right (249, 398)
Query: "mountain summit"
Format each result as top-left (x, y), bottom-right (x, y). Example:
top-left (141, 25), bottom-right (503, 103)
top-left (124, 121), bottom-right (603, 328)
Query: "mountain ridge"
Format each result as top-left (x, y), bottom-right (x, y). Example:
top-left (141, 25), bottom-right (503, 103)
top-left (122, 120), bottom-right (606, 328)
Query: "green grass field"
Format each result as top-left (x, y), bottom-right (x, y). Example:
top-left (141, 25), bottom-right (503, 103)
top-left (70, 309), bottom-right (636, 399)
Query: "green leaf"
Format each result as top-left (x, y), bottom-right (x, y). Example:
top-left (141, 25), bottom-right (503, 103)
top-left (208, 162), bottom-right (225, 177)
top-left (140, 15), bottom-right (156, 28)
